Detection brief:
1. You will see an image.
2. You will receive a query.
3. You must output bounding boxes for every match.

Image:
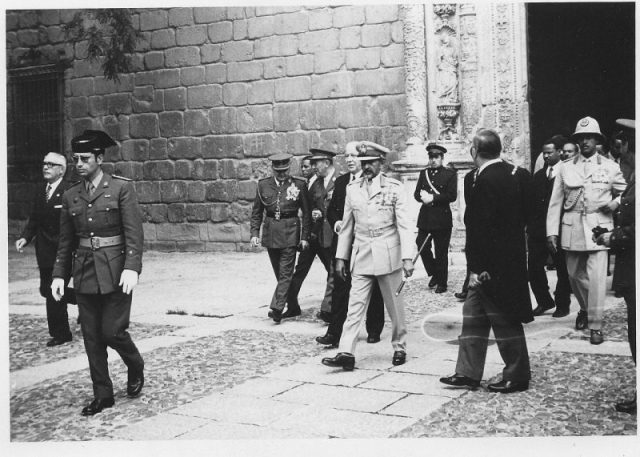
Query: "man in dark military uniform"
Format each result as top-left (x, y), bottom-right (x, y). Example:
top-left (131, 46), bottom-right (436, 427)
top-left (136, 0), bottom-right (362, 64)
top-left (51, 130), bottom-right (145, 416)
top-left (16, 152), bottom-right (75, 346)
top-left (414, 143), bottom-right (458, 293)
top-left (250, 153), bottom-right (312, 323)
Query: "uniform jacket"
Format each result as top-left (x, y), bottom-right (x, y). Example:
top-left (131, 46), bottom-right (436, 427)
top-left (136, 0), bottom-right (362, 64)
top-left (547, 154), bottom-right (626, 251)
top-left (336, 173), bottom-right (414, 276)
top-left (21, 179), bottom-right (74, 269)
top-left (466, 161), bottom-right (533, 323)
top-left (610, 178), bottom-right (635, 293)
top-left (52, 172), bottom-right (144, 294)
top-left (308, 170), bottom-right (336, 248)
top-left (414, 166), bottom-right (457, 231)
top-left (250, 176), bottom-right (311, 249)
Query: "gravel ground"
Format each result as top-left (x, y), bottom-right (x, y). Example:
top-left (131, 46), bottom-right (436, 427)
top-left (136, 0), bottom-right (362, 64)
top-left (394, 351), bottom-right (637, 438)
top-left (10, 329), bottom-right (324, 441)
top-left (9, 314), bottom-right (180, 371)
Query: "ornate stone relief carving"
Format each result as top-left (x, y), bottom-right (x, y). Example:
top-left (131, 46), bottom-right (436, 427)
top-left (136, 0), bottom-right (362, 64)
top-left (458, 3), bottom-right (479, 140)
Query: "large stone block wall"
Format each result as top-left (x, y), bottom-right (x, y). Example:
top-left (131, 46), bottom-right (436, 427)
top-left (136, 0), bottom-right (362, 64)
top-left (6, 6), bottom-right (408, 251)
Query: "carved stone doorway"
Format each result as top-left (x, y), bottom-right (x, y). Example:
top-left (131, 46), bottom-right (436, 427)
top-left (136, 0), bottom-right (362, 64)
top-left (527, 2), bottom-right (635, 163)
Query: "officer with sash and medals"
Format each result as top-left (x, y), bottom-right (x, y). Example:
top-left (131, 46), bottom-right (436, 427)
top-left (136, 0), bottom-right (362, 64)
top-left (250, 153), bottom-right (312, 323)
top-left (51, 130), bottom-right (145, 416)
top-left (414, 143), bottom-right (458, 293)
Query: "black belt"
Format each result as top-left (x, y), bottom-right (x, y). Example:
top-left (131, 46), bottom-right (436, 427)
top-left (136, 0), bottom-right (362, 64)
top-left (78, 235), bottom-right (124, 250)
top-left (267, 213), bottom-right (297, 219)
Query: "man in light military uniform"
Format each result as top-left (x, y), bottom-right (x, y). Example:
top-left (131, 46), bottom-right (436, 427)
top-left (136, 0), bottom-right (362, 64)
top-left (547, 116), bottom-right (626, 344)
top-left (250, 153), bottom-right (311, 323)
top-left (322, 142), bottom-right (415, 370)
top-left (51, 130), bottom-right (145, 416)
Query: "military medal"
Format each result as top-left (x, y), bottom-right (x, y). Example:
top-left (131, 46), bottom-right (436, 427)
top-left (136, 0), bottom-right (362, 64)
top-left (275, 189), bottom-right (281, 220)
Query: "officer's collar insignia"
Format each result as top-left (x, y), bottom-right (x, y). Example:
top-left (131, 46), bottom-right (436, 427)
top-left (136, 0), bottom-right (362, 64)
top-left (579, 118), bottom-right (590, 127)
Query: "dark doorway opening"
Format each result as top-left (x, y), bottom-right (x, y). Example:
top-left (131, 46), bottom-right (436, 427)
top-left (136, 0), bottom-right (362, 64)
top-left (527, 2), bottom-right (635, 167)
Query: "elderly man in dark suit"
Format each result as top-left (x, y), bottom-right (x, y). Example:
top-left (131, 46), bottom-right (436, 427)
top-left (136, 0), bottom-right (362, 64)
top-left (16, 152), bottom-right (75, 346)
top-left (440, 129), bottom-right (533, 393)
top-left (51, 130), bottom-right (145, 416)
top-left (528, 135), bottom-right (572, 317)
top-left (414, 142), bottom-right (458, 293)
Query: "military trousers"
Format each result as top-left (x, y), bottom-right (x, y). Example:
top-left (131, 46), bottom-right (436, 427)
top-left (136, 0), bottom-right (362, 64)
top-left (286, 240), bottom-right (333, 313)
top-left (40, 268), bottom-right (73, 341)
top-left (455, 287), bottom-right (531, 383)
top-left (338, 269), bottom-right (406, 356)
top-left (416, 228), bottom-right (452, 287)
top-left (267, 247), bottom-right (298, 312)
top-left (527, 239), bottom-right (571, 311)
top-left (565, 250), bottom-right (608, 330)
top-left (77, 290), bottom-right (144, 399)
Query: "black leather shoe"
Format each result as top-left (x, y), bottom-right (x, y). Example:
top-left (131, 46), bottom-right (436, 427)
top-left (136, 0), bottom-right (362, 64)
top-left (127, 368), bottom-right (144, 397)
top-left (316, 334), bottom-right (339, 348)
top-left (322, 353), bottom-right (355, 371)
top-left (81, 397), bottom-right (115, 416)
top-left (552, 308), bottom-right (570, 318)
top-left (454, 291), bottom-right (467, 301)
top-left (532, 304), bottom-right (554, 317)
top-left (615, 395), bottom-right (637, 414)
top-left (316, 311), bottom-right (331, 323)
top-left (367, 335), bottom-right (381, 344)
top-left (487, 380), bottom-right (529, 393)
top-left (46, 336), bottom-right (72, 347)
top-left (282, 307), bottom-right (301, 319)
top-left (575, 310), bottom-right (588, 330)
top-left (428, 278), bottom-right (438, 288)
top-left (590, 329), bottom-right (604, 345)
top-left (271, 308), bottom-right (282, 323)
top-left (439, 374), bottom-right (480, 389)
top-left (435, 285), bottom-right (447, 294)
top-left (392, 351), bottom-right (406, 366)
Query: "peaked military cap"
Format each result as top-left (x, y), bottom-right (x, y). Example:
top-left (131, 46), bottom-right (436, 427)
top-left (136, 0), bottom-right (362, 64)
top-left (71, 130), bottom-right (117, 154)
top-left (308, 148), bottom-right (336, 161)
top-left (426, 142), bottom-right (447, 155)
top-left (349, 141), bottom-right (390, 162)
top-left (269, 153), bottom-right (292, 170)
top-left (616, 119), bottom-right (636, 131)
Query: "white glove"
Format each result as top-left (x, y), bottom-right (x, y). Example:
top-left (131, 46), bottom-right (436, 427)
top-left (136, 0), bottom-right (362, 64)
top-left (51, 278), bottom-right (65, 301)
top-left (15, 238), bottom-right (27, 252)
top-left (334, 221), bottom-right (343, 234)
top-left (250, 236), bottom-right (260, 247)
top-left (420, 190), bottom-right (434, 204)
top-left (119, 269), bottom-right (139, 295)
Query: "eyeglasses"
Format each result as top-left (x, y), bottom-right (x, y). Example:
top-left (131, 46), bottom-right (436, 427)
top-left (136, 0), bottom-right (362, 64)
top-left (71, 155), bottom-right (92, 164)
top-left (43, 162), bottom-right (63, 168)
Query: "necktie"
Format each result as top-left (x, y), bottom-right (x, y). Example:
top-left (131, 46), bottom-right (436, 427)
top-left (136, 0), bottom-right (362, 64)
top-left (547, 166), bottom-right (553, 180)
top-left (87, 182), bottom-right (95, 196)
top-left (45, 184), bottom-right (52, 201)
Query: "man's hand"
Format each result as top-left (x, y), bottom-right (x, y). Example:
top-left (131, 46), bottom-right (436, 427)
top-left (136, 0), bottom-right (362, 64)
top-left (420, 190), bottom-right (434, 204)
top-left (250, 236), bottom-right (260, 247)
top-left (119, 269), bottom-right (139, 295)
top-left (51, 278), bottom-right (65, 301)
top-left (599, 200), bottom-right (620, 214)
top-left (595, 232), bottom-right (612, 247)
top-left (15, 238), bottom-right (27, 253)
top-left (335, 259), bottom-right (348, 281)
top-left (547, 235), bottom-right (558, 255)
top-left (469, 271), bottom-right (491, 290)
top-left (334, 220), bottom-right (343, 234)
top-left (299, 240), bottom-right (309, 251)
top-left (311, 209), bottom-right (323, 221)
top-left (402, 259), bottom-right (414, 278)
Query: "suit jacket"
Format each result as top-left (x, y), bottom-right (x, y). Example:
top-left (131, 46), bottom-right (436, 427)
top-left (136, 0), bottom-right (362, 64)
top-left (466, 161), bottom-right (532, 323)
top-left (21, 179), bottom-right (74, 269)
top-left (336, 173), bottom-right (414, 276)
top-left (530, 166), bottom-right (556, 241)
top-left (52, 172), bottom-right (144, 295)
top-left (326, 172), bottom-right (352, 253)
top-left (308, 170), bottom-right (336, 248)
top-left (547, 154), bottom-right (626, 251)
top-left (250, 176), bottom-right (311, 249)
top-left (414, 166), bottom-right (457, 231)
top-left (610, 178), bottom-right (635, 293)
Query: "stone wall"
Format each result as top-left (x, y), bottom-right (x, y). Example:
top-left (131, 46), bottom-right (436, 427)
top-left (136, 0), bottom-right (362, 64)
top-left (6, 6), bottom-right (408, 251)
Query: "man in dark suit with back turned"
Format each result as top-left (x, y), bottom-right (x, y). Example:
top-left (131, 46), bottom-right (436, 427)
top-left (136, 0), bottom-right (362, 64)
top-left (529, 136), bottom-right (571, 317)
top-left (16, 152), bottom-right (75, 346)
top-left (440, 129), bottom-right (532, 393)
top-left (316, 141), bottom-right (385, 347)
top-left (51, 130), bottom-right (145, 416)
top-left (414, 142), bottom-right (458, 293)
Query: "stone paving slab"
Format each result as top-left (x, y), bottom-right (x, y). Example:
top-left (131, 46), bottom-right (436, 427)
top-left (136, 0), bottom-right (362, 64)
top-left (111, 412), bottom-right (211, 440)
top-left (274, 383), bottom-right (406, 413)
top-left (358, 371), bottom-right (460, 397)
top-left (264, 359), bottom-right (384, 387)
top-left (380, 393), bottom-right (456, 418)
top-left (220, 377), bottom-right (304, 399)
top-left (175, 420), bottom-right (331, 440)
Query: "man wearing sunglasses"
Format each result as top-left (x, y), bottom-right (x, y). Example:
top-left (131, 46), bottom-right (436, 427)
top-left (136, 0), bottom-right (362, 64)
top-left (16, 152), bottom-right (75, 347)
top-left (51, 130), bottom-right (145, 416)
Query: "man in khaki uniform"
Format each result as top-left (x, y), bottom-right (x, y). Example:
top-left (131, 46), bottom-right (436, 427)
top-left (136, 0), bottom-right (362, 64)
top-left (322, 143), bottom-right (415, 370)
top-left (547, 116), bottom-right (626, 344)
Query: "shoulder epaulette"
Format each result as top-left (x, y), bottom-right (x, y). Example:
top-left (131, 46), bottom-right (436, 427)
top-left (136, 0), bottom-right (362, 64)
top-left (258, 177), bottom-right (271, 183)
top-left (112, 174), bottom-right (132, 181)
top-left (292, 176), bottom-right (306, 183)
top-left (68, 180), bottom-right (82, 188)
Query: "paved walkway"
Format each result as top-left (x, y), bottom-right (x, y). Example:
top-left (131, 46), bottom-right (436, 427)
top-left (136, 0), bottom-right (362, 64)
top-left (7, 244), bottom-right (637, 448)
